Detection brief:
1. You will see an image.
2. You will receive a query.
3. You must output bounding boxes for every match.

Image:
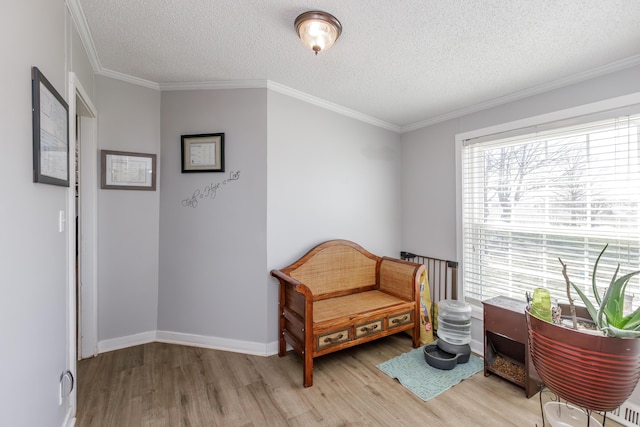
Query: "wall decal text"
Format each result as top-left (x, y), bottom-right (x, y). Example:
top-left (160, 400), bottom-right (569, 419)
top-left (182, 171), bottom-right (240, 208)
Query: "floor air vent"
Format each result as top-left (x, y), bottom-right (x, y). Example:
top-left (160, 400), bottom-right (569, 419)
top-left (609, 401), bottom-right (640, 427)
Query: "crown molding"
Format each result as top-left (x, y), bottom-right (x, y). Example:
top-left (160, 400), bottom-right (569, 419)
top-left (160, 80), bottom-right (268, 91)
top-left (65, 0), bottom-right (102, 72)
top-left (159, 80), bottom-right (400, 131)
top-left (400, 54), bottom-right (640, 133)
top-left (95, 68), bottom-right (160, 90)
top-left (266, 81), bottom-right (401, 133)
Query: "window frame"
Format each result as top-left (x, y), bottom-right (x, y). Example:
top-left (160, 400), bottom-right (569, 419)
top-left (455, 92), bottom-right (640, 307)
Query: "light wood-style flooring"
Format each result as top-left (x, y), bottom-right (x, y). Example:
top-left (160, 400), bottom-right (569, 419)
top-left (76, 334), bottom-right (620, 426)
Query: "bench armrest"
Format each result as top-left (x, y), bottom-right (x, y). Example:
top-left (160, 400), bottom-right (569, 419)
top-left (271, 269), bottom-right (314, 299)
top-left (378, 257), bottom-right (425, 301)
top-left (271, 269), bottom-right (301, 287)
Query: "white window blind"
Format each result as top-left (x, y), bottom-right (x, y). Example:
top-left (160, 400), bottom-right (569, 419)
top-left (461, 111), bottom-right (640, 310)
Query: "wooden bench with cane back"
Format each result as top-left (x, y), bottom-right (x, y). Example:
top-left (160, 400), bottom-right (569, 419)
top-left (270, 239), bottom-right (426, 387)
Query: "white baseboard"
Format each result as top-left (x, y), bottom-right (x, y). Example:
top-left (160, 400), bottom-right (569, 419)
top-left (266, 340), bottom-right (280, 355)
top-left (470, 338), bottom-right (483, 356)
top-left (97, 330), bottom-right (279, 357)
top-left (156, 330), bottom-right (276, 356)
top-left (97, 331), bottom-right (157, 353)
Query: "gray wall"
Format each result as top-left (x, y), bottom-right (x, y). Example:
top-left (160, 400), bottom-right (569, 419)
top-left (401, 119), bottom-right (460, 261)
top-left (0, 1), bottom-right (94, 425)
top-left (95, 76), bottom-right (161, 346)
top-left (157, 89), bottom-right (269, 350)
top-left (266, 90), bottom-right (402, 346)
top-left (154, 88), bottom-right (402, 352)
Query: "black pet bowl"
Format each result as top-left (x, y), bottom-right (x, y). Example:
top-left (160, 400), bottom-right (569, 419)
top-left (423, 340), bottom-right (471, 370)
top-left (437, 339), bottom-right (471, 364)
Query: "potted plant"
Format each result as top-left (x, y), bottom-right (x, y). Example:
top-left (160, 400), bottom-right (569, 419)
top-left (560, 244), bottom-right (640, 338)
top-left (526, 245), bottom-right (640, 412)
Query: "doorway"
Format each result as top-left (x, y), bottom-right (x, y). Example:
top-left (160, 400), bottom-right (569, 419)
top-left (66, 72), bottom-right (98, 419)
top-left (72, 78), bottom-right (98, 361)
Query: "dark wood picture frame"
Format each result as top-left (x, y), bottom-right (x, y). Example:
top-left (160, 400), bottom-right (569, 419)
top-left (181, 133), bottom-right (225, 173)
top-left (101, 150), bottom-right (157, 191)
top-left (32, 66), bottom-right (69, 187)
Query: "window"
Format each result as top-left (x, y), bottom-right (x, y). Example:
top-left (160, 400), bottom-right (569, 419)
top-left (460, 110), bottom-right (640, 310)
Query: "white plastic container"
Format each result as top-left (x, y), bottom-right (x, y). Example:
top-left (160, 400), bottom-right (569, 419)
top-left (436, 327), bottom-right (472, 345)
top-left (437, 317), bottom-right (471, 334)
top-left (437, 299), bottom-right (473, 345)
top-left (438, 299), bottom-right (472, 322)
top-left (544, 402), bottom-right (602, 427)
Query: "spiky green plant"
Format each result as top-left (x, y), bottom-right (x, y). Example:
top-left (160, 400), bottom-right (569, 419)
top-left (562, 244), bottom-right (640, 338)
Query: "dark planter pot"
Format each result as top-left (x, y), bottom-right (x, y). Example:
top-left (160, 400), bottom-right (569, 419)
top-left (526, 308), bottom-right (640, 412)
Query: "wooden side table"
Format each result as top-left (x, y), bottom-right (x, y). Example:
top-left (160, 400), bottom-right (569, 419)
top-left (482, 296), bottom-right (542, 398)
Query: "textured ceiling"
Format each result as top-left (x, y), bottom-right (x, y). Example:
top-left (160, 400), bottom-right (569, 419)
top-left (76, 0), bottom-right (640, 131)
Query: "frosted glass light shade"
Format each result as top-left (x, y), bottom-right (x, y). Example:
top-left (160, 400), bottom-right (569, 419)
top-left (295, 11), bottom-right (342, 55)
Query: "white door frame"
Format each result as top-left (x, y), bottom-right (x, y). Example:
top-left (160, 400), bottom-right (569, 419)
top-left (73, 74), bottom-right (99, 360)
top-left (66, 72), bottom-right (98, 416)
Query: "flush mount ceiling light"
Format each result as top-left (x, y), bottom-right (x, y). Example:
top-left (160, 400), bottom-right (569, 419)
top-left (294, 11), bottom-right (342, 55)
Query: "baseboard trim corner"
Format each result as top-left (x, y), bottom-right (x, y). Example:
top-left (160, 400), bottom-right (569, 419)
top-left (156, 330), bottom-right (273, 357)
top-left (97, 331), bottom-right (157, 354)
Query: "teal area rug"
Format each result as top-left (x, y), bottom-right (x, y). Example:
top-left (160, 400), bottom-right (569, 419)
top-left (376, 346), bottom-right (483, 401)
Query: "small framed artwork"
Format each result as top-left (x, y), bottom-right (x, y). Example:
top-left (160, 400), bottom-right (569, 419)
top-left (101, 150), bottom-right (157, 191)
top-left (181, 133), bottom-right (225, 173)
top-left (32, 66), bottom-right (70, 187)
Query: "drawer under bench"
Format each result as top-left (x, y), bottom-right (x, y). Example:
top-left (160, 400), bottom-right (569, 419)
top-left (313, 290), bottom-right (414, 354)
